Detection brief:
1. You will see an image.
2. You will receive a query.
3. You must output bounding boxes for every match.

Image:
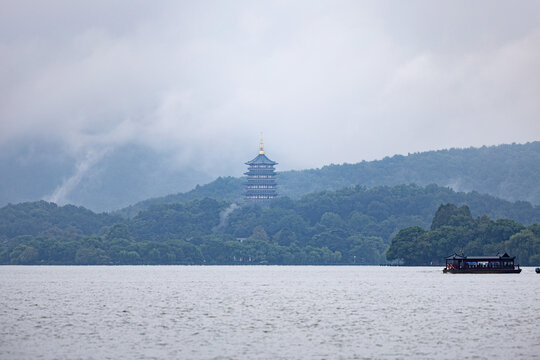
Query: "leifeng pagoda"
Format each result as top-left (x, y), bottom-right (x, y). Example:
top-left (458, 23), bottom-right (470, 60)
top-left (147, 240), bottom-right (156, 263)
top-left (244, 136), bottom-right (278, 203)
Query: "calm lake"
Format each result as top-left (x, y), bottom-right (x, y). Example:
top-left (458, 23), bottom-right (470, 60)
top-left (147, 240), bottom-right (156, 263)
top-left (1, 266), bottom-right (539, 359)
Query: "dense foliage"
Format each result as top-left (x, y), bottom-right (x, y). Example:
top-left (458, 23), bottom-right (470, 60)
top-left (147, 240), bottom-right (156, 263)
top-left (118, 176), bottom-right (243, 218)
top-left (115, 142), bottom-right (540, 217)
top-left (0, 201), bottom-right (121, 240)
top-left (386, 204), bottom-right (540, 266)
top-left (1, 184), bottom-right (539, 265)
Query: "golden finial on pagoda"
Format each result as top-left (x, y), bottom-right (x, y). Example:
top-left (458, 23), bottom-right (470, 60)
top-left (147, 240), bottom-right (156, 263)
top-left (259, 132), bottom-right (265, 154)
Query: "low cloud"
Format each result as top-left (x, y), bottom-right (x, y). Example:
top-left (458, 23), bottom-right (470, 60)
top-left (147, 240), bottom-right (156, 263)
top-left (45, 147), bottom-right (110, 205)
top-left (1, 0), bottom-right (539, 182)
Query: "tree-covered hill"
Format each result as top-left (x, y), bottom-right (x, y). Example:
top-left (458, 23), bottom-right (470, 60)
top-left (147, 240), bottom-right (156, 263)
top-left (130, 198), bottom-right (229, 242)
top-left (0, 200), bottom-right (122, 242)
top-left (115, 141), bottom-right (540, 218)
top-left (387, 204), bottom-right (540, 266)
top-left (118, 176), bottom-right (243, 218)
top-left (1, 184), bottom-right (539, 265)
top-left (279, 141), bottom-right (540, 203)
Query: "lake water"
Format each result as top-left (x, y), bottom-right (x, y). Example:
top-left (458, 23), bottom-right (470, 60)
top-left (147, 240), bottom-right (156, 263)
top-left (1, 266), bottom-right (539, 359)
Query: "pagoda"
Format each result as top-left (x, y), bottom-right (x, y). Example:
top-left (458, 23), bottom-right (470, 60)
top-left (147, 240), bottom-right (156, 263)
top-left (244, 136), bottom-right (278, 203)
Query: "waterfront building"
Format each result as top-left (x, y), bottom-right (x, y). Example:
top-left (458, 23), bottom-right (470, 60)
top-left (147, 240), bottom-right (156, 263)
top-left (244, 136), bottom-right (278, 203)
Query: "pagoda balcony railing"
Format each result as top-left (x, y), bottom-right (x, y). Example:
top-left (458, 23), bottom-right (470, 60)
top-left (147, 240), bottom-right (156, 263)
top-left (245, 176), bottom-right (276, 179)
top-left (245, 191), bottom-right (278, 195)
top-left (244, 171), bottom-right (276, 175)
top-left (246, 168), bottom-right (276, 172)
top-left (245, 195), bottom-right (278, 199)
top-left (246, 167), bottom-right (275, 171)
top-left (247, 164), bottom-right (275, 167)
top-left (245, 168), bottom-right (275, 171)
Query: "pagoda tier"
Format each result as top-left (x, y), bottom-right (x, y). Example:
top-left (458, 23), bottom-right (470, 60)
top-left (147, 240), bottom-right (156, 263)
top-left (244, 137), bottom-right (278, 203)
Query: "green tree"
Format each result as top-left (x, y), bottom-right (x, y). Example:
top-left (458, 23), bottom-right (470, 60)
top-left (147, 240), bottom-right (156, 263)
top-left (386, 226), bottom-right (430, 265)
top-left (249, 226), bottom-right (269, 242)
top-left (504, 229), bottom-right (540, 265)
top-left (431, 204), bottom-right (474, 230)
top-left (17, 245), bottom-right (39, 264)
top-left (348, 235), bottom-right (386, 264)
top-left (105, 223), bottom-right (131, 241)
top-left (75, 247), bottom-right (110, 265)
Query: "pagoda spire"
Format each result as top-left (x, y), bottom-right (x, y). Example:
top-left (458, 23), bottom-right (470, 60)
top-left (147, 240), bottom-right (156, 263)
top-left (259, 132), bottom-right (264, 154)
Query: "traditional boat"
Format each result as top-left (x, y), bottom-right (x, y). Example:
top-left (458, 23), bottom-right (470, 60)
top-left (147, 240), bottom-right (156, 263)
top-left (443, 253), bottom-right (521, 274)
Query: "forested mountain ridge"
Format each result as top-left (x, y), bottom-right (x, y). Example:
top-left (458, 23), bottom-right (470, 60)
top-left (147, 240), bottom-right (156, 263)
top-left (116, 141), bottom-right (540, 218)
top-left (2, 184), bottom-right (539, 265)
top-left (280, 141), bottom-right (540, 202)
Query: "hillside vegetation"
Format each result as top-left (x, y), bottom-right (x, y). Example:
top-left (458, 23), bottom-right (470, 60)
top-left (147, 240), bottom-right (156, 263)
top-left (2, 184), bottom-right (539, 265)
top-left (116, 142), bottom-right (540, 217)
top-left (387, 204), bottom-right (540, 266)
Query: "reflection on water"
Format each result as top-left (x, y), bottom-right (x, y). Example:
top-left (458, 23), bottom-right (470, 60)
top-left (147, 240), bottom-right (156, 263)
top-left (1, 266), bottom-right (539, 359)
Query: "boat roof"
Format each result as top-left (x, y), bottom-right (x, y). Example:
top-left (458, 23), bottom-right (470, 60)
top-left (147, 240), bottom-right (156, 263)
top-left (445, 252), bottom-right (515, 260)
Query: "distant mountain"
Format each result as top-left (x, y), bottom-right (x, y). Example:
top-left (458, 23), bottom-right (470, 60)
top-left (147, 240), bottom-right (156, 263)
top-left (278, 141), bottom-right (540, 203)
top-left (116, 141), bottom-right (540, 217)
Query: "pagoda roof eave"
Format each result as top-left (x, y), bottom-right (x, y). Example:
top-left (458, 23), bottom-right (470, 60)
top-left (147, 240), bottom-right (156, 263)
top-left (245, 153), bottom-right (277, 165)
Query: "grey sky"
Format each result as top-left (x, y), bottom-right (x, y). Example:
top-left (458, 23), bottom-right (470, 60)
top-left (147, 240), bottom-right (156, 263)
top-left (1, 0), bottom-right (539, 178)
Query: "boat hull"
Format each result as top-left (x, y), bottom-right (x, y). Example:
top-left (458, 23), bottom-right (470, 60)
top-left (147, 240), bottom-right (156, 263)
top-left (443, 268), bottom-right (521, 274)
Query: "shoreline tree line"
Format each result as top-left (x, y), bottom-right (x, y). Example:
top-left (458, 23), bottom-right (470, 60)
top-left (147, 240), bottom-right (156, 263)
top-left (1, 184), bottom-right (539, 265)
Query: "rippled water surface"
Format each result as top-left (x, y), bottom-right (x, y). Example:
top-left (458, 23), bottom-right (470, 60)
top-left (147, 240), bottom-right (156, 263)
top-left (1, 266), bottom-right (539, 359)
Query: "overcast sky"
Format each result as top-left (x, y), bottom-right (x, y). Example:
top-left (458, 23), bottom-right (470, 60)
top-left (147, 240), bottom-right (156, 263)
top-left (1, 0), bottom-right (540, 177)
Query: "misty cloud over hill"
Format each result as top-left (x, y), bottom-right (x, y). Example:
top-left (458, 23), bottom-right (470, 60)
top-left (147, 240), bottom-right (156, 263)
top-left (0, 142), bottom-right (213, 212)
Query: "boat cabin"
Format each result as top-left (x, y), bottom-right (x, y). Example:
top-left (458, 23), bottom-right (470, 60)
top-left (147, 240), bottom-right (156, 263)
top-left (444, 253), bottom-right (521, 273)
